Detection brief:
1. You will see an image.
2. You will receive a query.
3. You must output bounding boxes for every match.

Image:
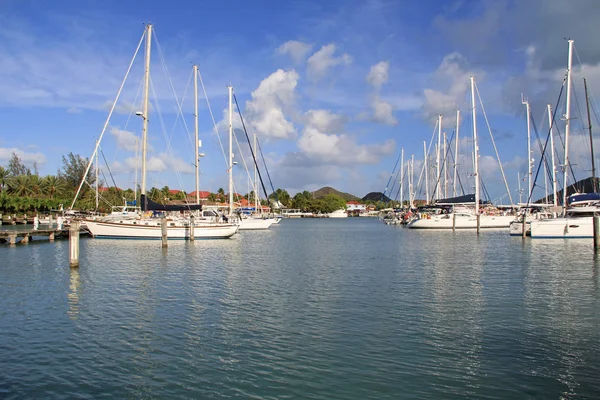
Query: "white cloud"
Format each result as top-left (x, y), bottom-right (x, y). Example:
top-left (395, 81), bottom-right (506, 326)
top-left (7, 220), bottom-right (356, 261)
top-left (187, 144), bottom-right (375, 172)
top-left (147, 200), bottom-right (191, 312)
top-left (367, 61), bottom-right (389, 89)
top-left (109, 127), bottom-right (140, 152)
top-left (244, 69), bottom-right (299, 140)
top-left (307, 44), bottom-right (352, 81)
top-left (0, 147), bottom-right (46, 166)
top-left (371, 97), bottom-right (398, 125)
top-left (303, 109), bottom-right (347, 133)
top-left (276, 40), bottom-right (313, 64)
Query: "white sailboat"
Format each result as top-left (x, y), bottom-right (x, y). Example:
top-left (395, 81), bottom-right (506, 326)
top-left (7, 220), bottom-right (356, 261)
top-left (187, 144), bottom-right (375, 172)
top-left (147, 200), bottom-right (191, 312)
top-left (327, 209), bottom-right (348, 218)
top-left (408, 76), bottom-right (514, 230)
top-left (530, 40), bottom-right (600, 239)
top-left (83, 25), bottom-right (238, 239)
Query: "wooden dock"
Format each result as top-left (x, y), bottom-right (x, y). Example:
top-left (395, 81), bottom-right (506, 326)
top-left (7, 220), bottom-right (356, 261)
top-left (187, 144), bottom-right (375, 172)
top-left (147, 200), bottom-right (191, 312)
top-left (0, 228), bottom-right (73, 244)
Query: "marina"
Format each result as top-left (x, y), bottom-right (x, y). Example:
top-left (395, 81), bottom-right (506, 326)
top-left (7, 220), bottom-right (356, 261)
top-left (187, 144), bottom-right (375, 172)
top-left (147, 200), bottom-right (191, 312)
top-left (1, 218), bottom-right (600, 398)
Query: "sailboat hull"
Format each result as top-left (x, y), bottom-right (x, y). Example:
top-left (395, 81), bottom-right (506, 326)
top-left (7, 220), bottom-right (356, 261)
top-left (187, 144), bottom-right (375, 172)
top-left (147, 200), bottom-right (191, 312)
top-left (238, 218), bottom-right (277, 230)
top-left (530, 217), bottom-right (593, 239)
top-left (407, 214), bottom-right (513, 229)
top-left (85, 219), bottom-right (239, 239)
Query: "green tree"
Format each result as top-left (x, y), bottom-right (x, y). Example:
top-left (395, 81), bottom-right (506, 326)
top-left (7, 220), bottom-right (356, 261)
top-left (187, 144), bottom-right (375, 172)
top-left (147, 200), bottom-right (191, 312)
top-left (6, 175), bottom-right (33, 196)
top-left (7, 152), bottom-right (30, 176)
top-left (148, 187), bottom-right (162, 202)
top-left (58, 152), bottom-right (95, 190)
top-left (0, 166), bottom-right (7, 192)
top-left (269, 188), bottom-right (290, 208)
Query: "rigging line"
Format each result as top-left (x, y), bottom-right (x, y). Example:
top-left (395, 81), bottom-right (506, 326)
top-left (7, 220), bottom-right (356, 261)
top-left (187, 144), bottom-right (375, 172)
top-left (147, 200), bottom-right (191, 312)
top-left (111, 74), bottom-right (145, 167)
top-left (152, 31), bottom-right (194, 161)
top-left (99, 146), bottom-right (119, 192)
top-left (530, 107), bottom-right (554, 191)
top-left (474, 81), bottom-right (513, 205)
top-left (256, 138), bottom-right (277, 199)
top-left (381, 151), bottom-right (401, 201)
top-left (149, 77), bottom-right (194, 211)
top-left (526, 82), bottom-right (568, 206)
top-left (415, 121), bottom-right (439, 198)
top-left (197, 69), bottom-right (228, 169)
top-left (233, 93), bottom-right (270, 201)
top-left (388, 155), bottom-right (403, 202)
top-left (84, 181), bottom-right (117, 209)
top-left (70, 27), bottom-right (145, 210)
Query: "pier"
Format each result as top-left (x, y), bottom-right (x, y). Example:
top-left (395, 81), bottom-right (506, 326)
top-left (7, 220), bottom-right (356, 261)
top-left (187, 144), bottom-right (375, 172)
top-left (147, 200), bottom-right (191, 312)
top-left (0, 228), bottom-right (82, 245)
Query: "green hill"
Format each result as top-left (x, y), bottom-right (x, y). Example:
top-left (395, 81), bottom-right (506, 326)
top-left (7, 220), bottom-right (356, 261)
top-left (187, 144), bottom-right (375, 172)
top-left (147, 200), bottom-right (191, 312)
top-left (312, 186), bottom-right (360, 201)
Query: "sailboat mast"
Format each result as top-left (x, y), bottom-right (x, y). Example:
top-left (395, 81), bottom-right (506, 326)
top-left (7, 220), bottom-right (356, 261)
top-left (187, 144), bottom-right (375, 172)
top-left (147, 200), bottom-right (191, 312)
top-left (194, 64), bottom-right (200, 205)
top-left (470, 76), bottom-right (480, 215)
top-left (522, 96), bottom-right (532, 201)
top-left (562, 39), bottom-right (574, 210)
top-left (443, 131), bottom-right (448, 198)
top-left (95, 139), bottom-right (99, 210)
top-left (547, 104), bottom-right (558, 212)
top-left (410, 154), bottom-right (415, 208)
top-left (140, 24), bottom-right (152, 197)
top-left (399, 147), bottom-right (404, 207)
top-left (436, 115), bottom-right (442, 200)
top-left (584, 77), bottom-right (597, 192)
top-left (423, 141), bottom-right (429, 203)
top-left (453, 109), bottom-right (460, 197)
top-left (228, 85), bottom-right (234, 216)
top-left (254, 133), bottom-right (258, 213)
top-left (517, 172), bottom-right (522, 203)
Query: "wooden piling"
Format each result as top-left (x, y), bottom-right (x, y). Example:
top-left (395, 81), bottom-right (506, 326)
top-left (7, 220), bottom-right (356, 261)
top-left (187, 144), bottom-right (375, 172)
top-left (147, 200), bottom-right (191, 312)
top-left (522, 213), bottom-right (527, 239)
top-left (452, 213), bottom-right (456, 231)
top-left (69, 220), bottom-right (80, 267)
top-left (594, 216), bottom-right (600, 252)
top-left (49, 214), bottom-right (53, 229)
top-left (49, 232), bottom-right (55, 242)
top-left (8, 234), bottom-right (16, 245)
top-left (161, 217), bottom-right (168, 248)
top-left (476, 214), bottom-right (481, 234)
top-left (21, 234), bottom-right (29, 244)
top-left (189, 215), bottom-right (195, 241)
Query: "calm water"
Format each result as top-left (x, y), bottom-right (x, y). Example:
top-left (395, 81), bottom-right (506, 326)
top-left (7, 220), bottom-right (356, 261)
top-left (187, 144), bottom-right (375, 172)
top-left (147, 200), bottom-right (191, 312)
top-left (1, 218), bottom-right (600, 399)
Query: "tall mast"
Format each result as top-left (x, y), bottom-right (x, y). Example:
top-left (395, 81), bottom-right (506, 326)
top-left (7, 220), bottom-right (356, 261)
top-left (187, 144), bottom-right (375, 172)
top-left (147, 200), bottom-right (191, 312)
top-left (228, 85), bottom-right (234, 216)
top-left (443, 131), bottom-right (448, 198)
top-left (453, 109), bottom-right (460, 197)
top-left (254, 133), bottom-right (258, 213)
top-left (522, 95), bottom-right (532, 202)
top-left (423, 141), bottom-right (429, 203)
top-left (436, 115), bottom-right (442, 200)
top-left (470, 76), bottom-right (480, 215)
top-left (562, 39), bottom-right (574, 210)
top-left (140, 24), bottom-right (152, 197)
top-left (517, 172), bottom-right (522, 203)
top-left (547, 104), bottom-right (558, 212)
top-left (410, 154), bottom-right (415, 208)
top-left (194, 64), bottom-right (200, 205)
top-left (95, 139), bottom-right (99, 210)
top-left (584, 77), bottom-right (597, 192)
top-left (134, 137), bottom-right (139, 203)
top-left (399, 147), bottom-right (404, 207)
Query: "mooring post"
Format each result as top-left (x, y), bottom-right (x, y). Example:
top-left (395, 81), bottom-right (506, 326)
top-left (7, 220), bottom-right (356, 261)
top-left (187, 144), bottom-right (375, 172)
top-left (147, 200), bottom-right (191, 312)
top-left (452, 213), bottom-right (456, 231)
top-left (8, 234), bottom-right (16, 245)
top-left (189, 215), bottom-right (195, 241)
top-left (21, 234), bottom-right (30, 244)
top-left (49, 232), bottom-right (55, 242)
top-left (522, 212), bottom-right (527, 239)
top-left (476, 214), bottom-right (481, 234)
top-left (49, 214), bottom-right (53, 229)
top-left (69, 220), bottom-right (80, 267)
top-left (161, 217), bottom-right (168, 248)
top-left (594, 216), bottom-right (600, 252)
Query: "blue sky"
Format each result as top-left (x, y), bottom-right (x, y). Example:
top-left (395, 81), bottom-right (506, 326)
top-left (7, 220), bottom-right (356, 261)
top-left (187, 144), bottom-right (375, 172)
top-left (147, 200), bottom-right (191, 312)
top-left (1, 0), bottom-right (599, 202)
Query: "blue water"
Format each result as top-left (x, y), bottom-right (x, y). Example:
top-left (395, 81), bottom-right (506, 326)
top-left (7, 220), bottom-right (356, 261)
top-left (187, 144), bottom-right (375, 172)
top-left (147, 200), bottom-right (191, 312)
top-left (1, 218), bottom-right (599, 399)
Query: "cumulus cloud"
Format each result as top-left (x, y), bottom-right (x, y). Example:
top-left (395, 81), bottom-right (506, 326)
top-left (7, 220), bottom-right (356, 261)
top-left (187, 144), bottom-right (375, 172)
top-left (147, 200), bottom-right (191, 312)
top-left (303, 109), bottom-right (347, 134)
top-left (0, 147), bottom-right (46, 166)
top-left (110, 127), bottom-right (140, 152)
top-left (244, 69), bottom-right (300, 140)
top-left (371, 97), bottom-right (398, 125)
top-left (276, 40), bottom-right (313, 64)
top-left (307, 44), bottom-right (352, 81)
top-left (367, 61), bottom-right (389, 89)
top-left (421, 52), bottom-right (480, 127)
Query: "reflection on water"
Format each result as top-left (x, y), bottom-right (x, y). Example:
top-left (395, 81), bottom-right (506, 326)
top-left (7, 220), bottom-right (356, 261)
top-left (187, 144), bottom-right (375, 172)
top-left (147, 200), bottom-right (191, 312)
top-left (1, 221), bottom-right (600, 399)
top-left (67, 266), bottom-right (80, 319)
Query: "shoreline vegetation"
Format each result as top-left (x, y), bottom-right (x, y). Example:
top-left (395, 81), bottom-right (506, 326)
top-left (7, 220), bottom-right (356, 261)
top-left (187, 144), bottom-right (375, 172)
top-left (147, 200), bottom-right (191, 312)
top-left (0, 152), bottom-right (397, 217)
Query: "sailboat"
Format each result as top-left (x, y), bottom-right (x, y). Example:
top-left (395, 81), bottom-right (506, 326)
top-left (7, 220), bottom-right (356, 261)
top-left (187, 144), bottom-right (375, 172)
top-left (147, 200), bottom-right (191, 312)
top-left (83, 25), bottom-right (238, 239)
top-left (407, 77), bottom-right (514, 230)
top-left (530, 40), bottom-right (600, 238)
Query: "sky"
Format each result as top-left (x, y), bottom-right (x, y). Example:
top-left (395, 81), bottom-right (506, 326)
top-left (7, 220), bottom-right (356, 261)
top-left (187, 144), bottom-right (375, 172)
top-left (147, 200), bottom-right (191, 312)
top-left (1, 0), bottom-right (600, 203)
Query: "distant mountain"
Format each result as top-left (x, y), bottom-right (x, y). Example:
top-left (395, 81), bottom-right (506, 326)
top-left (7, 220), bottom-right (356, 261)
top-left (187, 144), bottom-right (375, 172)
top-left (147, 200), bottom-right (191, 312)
top-left (312, 186), bottom-right (360, 201)
top-left (536, 176), bottom-right (600, 204)
top-left (362, 192), bottom-right (391, 203)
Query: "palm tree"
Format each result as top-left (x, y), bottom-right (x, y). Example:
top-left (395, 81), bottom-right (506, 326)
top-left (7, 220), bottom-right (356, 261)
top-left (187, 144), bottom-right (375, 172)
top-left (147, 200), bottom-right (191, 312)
top-left (0, 166), bottom-right (7, 193)
top-left (6, 175), bottom-right (33, 197)
top-left (148, 187), bottom-right (162, 202)
top-left (41, 175), bottom-right (67, 199)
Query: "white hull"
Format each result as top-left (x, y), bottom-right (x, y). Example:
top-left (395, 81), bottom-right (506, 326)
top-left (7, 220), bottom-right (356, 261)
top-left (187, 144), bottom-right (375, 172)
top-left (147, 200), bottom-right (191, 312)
top-left (509, 221), bottom-right (531, 236)
top-left (407, 214), bottom-right (514, 229)
top-left (530, 217), bottom-right (593, 239)
top-left (85, 219), bottom-right (239, 239)
top-left (328, 209), bottom-right (348, 218)
top-left (238, 218), bottom-right (277, 230)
